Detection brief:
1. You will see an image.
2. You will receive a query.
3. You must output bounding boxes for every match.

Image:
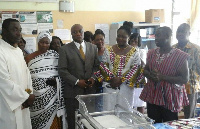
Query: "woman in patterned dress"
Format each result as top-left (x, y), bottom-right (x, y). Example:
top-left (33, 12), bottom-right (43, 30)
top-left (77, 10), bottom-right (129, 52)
top-left (95, 25), bottom-right (145, 111)
top-left (128, 33), bottom-right (147, 113)
top-left (25, 31), bottom-right (67, 129)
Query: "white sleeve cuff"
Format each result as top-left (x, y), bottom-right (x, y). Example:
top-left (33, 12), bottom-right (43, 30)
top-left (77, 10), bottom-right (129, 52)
top-left (75, 79), bottom-right (79, 85)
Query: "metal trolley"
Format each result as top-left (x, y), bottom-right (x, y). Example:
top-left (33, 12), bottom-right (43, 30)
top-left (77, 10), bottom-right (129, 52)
top-left (75, 92), bottom-right (155, 129)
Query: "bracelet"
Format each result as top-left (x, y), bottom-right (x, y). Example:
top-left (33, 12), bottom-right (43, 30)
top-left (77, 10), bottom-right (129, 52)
top-left (25, 89), bottom-right (32, 94)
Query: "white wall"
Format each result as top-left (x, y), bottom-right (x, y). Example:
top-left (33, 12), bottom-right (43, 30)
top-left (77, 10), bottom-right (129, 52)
top-left (73, 0), bottom-right (171, 12)
top-left (0, 0), bottom-right (171, 11)
top-left (0, 0), bottom-right (172, 25)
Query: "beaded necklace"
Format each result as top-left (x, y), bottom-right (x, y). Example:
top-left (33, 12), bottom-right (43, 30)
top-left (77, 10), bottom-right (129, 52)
top-left (117, 44), bottom-right (129, 49)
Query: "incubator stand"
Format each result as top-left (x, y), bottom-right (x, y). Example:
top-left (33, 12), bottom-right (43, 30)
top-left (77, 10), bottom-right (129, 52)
top-left (75, 92), bottom-right (155, 129)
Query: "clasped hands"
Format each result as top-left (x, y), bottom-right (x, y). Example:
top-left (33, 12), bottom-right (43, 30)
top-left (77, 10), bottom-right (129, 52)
top-left (77, 78), bottom-right (95, 89)
top-left (110, 77), bottom-right (122, 89)
top-left (46, 78), bottom-right (57, 88)
top-left (147, 69), bottom-right (164, 82)
top-left (22, 94), bottom-right (35, 109)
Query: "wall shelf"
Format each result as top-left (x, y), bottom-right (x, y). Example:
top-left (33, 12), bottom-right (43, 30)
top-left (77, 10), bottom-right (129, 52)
top-left (133, 23), bottom-right (160, 27)
top-left (109, 22), bottom-right (160, 50)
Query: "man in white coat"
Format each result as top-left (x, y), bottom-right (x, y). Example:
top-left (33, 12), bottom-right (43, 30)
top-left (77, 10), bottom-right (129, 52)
top-left (0, 18), bottom-right (35, 129)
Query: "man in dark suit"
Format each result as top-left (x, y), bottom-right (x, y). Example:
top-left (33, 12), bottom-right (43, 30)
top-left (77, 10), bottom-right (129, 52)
top-left (58, 24), bottom-right (99, 129)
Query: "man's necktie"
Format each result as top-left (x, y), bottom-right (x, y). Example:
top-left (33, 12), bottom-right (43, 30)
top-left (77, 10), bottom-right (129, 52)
top-left (79, 44), bottom-right (85, 60)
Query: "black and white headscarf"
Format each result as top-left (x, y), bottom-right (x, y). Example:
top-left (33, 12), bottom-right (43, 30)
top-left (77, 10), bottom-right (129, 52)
top-left (37, 31), bottom-right (52, 43)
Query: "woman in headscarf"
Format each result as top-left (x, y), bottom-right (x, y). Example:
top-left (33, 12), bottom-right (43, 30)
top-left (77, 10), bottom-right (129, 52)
top-left (25, 31), bottom-right (67, 129)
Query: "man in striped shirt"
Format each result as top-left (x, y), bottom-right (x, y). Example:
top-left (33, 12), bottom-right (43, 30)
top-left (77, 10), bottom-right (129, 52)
top-left (140, 26), bottom-right (189, 123)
